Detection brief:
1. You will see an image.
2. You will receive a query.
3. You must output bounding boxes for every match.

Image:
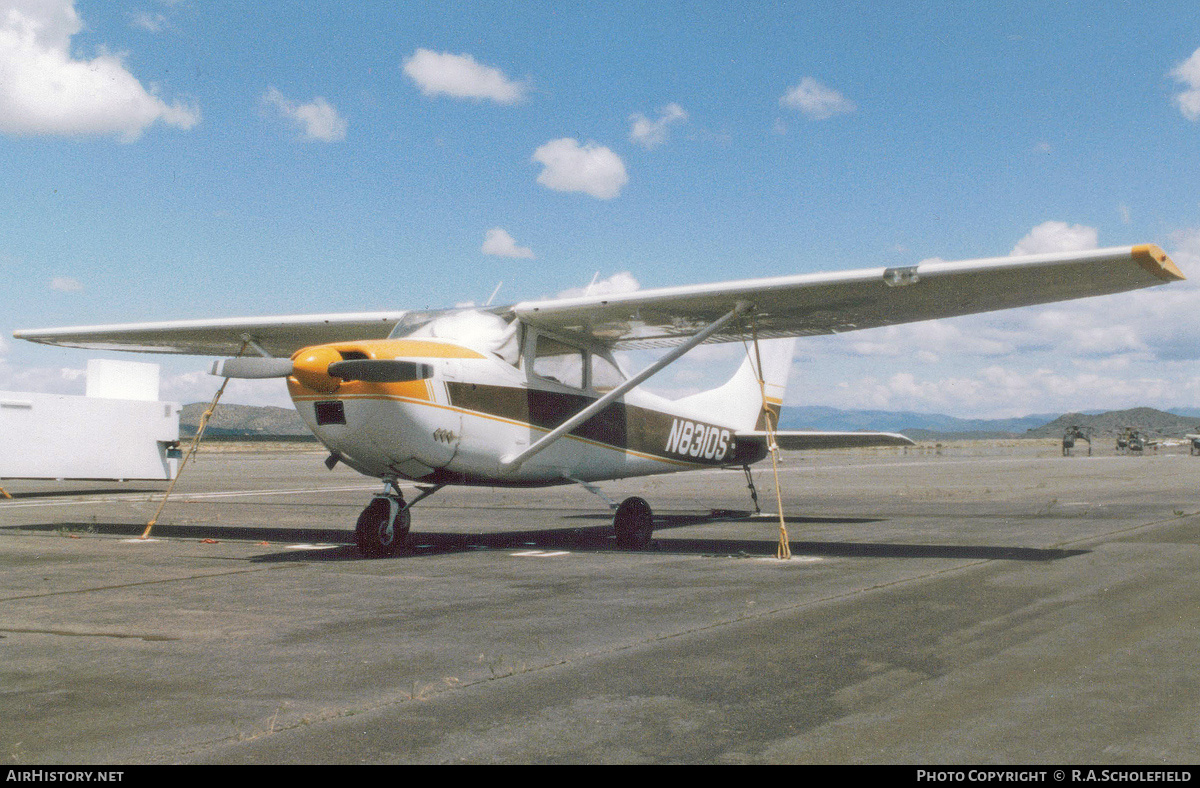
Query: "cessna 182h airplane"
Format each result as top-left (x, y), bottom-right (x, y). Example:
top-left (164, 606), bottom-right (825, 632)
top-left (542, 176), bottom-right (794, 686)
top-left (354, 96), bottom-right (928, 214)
top-left (14, 244), bottom-right (1184, 556)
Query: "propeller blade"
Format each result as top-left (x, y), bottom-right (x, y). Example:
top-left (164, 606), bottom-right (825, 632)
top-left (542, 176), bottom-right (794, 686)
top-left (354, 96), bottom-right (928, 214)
top-left (210, 357), bottom-right (295, 379)
top-left (327, 359), bottom-right (434, 383)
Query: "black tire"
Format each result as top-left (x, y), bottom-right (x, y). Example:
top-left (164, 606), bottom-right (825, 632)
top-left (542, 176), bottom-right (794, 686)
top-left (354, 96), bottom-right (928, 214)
top-left (614, 496), bottom-right (653, 550)
top-left (355, 497), bottom-right (410, 557)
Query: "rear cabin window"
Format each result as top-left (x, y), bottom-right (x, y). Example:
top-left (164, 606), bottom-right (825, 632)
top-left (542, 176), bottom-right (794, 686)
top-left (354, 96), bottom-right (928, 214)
top-left (590, 353), bottom-right (624, 393)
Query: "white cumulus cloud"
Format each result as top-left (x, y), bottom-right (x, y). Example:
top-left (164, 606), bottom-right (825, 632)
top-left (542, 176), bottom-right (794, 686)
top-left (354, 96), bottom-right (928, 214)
top-left (532, 138), bottom-right (628, 200)
top-left (557, 272), bottom-right (640, 299)
top-left (402, 49), bottom-right (527, 104)
top-left (129, 11), bottom-right (166, 33)
top-left (481, 227), bottom-right (535, 259)
top-left (629, 102), bottom-right (687, 149)
top-left (263, 87), bottom-right (347, 142)
top-left (1170, 47), bottom-right (1200, 121)
top-left (49, 275), bottom-right (82, 292)
top-left (1010, 221), bottom-right (1098, 256)
top-left (0, 363), bottom-right (87, 396)
top-left (779, 77), bottom-right (856, 120)
top-left (0, 0), bottom-right (200, 142)
top-left (823, 364), bottom-right (1185, 418)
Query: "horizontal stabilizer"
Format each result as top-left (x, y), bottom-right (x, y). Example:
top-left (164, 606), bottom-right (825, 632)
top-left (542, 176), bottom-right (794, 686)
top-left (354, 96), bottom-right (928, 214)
top-left (738, 430), bottom-right (916, 451)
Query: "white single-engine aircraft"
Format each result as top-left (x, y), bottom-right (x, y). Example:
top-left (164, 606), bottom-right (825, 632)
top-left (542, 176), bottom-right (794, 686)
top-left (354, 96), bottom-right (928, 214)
top-left (15, 244), bottom-right (1183, 556)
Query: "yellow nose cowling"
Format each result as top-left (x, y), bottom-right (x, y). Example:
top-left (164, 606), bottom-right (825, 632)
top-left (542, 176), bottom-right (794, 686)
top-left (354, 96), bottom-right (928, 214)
top-left (290, 346), bottom-right (344, 394)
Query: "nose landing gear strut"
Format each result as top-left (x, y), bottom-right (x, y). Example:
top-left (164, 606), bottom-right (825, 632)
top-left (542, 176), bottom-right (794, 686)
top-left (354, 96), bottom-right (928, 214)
top-left (355, 478), bottom-right (443, 558)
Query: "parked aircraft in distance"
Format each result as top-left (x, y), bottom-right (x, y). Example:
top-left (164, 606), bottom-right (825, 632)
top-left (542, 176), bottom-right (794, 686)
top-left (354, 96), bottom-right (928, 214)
top-left (15, 244), bottom-right (1183, 555)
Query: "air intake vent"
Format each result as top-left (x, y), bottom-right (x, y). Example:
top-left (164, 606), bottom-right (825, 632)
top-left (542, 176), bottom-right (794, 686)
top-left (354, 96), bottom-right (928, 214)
top-left (314, 400), bottom-right (346, 425)
top-left (338, 350), bottom-right (369, 361)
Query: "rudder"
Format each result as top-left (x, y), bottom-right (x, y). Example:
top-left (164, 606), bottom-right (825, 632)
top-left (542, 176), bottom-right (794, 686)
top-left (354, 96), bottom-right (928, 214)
top-left (674, 337), bottom-right (796, 431)
top-left (749, 337), bottom-right (796, 431)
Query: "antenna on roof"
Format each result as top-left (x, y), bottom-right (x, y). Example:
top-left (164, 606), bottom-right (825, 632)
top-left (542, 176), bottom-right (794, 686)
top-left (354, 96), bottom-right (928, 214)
top-left (485, 281), bottom-right (504, 306)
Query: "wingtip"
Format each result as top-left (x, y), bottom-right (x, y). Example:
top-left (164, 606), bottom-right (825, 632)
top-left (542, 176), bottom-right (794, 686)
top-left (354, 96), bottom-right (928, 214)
top-left (1132, 244), bottom-right (1186, 281)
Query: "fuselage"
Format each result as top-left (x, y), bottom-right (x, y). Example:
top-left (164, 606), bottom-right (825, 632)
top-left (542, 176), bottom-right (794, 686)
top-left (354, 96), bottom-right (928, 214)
top-left (286, 336), bottom-right (764, 486)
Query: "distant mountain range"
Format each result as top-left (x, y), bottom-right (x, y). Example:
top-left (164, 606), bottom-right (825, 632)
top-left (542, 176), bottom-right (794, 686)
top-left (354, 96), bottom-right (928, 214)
top-left (1025, 408), bottom-right (1200, 440)
top-left (778, 406), bottom-right (1056, 438)
top-left (181, 402), bottom-right (1200, 441)
top-left (780, 405), bottom-right (1200, 439)
top-left (180, 403), bottom-right (314, 440)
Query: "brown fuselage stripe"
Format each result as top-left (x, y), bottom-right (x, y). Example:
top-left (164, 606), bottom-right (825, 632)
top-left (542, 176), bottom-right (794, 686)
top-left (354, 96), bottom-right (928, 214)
top-left (445, 382), bottom-right (761, 466)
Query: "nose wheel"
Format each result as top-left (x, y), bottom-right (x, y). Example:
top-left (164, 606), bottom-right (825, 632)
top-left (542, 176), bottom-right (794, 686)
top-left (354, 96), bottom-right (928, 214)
top-left (354, 480), bottom-right (444, 557)
top-left (356, 494), bottom-right (410, 557)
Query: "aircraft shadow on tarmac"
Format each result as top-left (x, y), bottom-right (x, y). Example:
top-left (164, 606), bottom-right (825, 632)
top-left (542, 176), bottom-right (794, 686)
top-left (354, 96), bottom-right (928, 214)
top-left (0, 487), bottom-right (164, 500)
top-left (13, 511), bottom-right (1089, 564)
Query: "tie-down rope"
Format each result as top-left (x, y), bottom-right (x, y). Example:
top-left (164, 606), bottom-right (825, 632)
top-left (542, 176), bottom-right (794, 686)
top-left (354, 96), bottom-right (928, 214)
top-left (141, 341), bottom-right (248, 539)
top-left (744, 320), bottom-right (790, 560)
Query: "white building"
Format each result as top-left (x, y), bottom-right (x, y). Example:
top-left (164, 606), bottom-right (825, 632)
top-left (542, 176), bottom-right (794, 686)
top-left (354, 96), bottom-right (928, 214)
top-left (0, 360), bottom-right (180, 481)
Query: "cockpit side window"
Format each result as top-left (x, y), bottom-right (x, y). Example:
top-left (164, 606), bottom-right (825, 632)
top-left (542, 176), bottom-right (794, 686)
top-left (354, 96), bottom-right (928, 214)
top-left (525, 331), bottom-right (627, 392)
top-left (531, 333), bottom-right (584, 389)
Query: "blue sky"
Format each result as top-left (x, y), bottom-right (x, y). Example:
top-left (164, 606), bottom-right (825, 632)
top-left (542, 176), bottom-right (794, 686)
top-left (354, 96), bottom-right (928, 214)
top-left (3, 0), bottom-right (1200, 418)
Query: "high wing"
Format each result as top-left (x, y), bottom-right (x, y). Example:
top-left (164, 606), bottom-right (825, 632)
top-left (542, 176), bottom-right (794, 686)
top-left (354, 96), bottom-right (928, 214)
top-left (13, 311), bottom-right (419, 357)
top-left (13, 245), bottom-right (1183, 356)
top-left (508, 245), bottom-right (1183, 349)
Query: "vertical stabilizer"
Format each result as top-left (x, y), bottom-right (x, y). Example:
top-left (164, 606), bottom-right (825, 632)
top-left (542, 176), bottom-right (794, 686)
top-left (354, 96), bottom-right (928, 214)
top-left (675, 338), bottom-right (796, 431)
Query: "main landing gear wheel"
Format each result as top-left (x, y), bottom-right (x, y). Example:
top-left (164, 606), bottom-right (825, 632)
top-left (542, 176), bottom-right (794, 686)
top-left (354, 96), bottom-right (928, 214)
top-left (614, 496), bottom-right (654, 550)
top-left (356, 495), bottom-right (410, 558)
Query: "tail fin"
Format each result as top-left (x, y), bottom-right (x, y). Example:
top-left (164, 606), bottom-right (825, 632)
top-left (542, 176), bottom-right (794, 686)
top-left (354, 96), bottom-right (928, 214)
top-left (675, 338), bottom-right (796, 431)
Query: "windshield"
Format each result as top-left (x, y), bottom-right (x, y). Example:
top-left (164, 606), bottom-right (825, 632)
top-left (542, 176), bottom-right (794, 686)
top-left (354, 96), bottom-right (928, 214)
top-left (389, 310), bottom-right (520, 365)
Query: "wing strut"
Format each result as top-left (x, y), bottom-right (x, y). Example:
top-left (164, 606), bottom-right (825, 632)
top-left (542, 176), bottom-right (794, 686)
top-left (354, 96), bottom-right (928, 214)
top-left (500, 301), bottom-right (751, 471)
